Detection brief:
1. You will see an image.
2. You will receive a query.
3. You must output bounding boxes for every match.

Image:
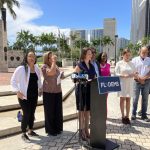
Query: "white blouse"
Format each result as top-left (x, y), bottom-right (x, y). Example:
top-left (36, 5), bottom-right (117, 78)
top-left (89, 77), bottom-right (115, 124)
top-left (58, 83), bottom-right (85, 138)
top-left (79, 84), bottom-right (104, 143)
top-left (11, 64), bottom-right (42, 99)
top-left (115, 60), bottom-right (136, 97)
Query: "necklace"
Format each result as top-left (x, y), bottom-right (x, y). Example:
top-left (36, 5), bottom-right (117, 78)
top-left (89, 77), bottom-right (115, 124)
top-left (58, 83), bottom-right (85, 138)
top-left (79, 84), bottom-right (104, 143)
top-left (100, 63), bottom-right (106, 68)
top-left (30, 66), bottom-right (35, 73)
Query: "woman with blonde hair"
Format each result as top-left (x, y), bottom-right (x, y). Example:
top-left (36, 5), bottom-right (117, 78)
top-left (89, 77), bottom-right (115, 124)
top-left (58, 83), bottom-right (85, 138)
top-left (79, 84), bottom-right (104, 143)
top-left (41, 51), bottom-right (64, 136)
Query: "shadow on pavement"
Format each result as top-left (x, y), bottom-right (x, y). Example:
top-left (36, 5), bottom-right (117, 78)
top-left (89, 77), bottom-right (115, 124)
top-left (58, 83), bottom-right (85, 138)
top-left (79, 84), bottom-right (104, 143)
top-left (25, 130), bottom-right (81, 150)
top-left (107, 117), bottom-right (150, 129)
top-left (109, 138), bottom-right (149, 150)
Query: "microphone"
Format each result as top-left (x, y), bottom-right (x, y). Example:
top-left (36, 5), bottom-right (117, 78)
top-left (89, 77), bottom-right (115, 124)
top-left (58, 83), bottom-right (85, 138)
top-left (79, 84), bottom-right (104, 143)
top-left (71, 71), bottom-right (89, 83)
top-left (71, 72), bottom-right (78, 83)
top-left (81, 71), bottom-right (88, 81)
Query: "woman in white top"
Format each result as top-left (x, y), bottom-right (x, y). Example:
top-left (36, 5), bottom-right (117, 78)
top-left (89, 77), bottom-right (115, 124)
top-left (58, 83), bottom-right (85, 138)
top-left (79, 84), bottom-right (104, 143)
top-left (115, 49), bottom-right (136, 124)
top-left (11, 51), bottom-right (42, 142)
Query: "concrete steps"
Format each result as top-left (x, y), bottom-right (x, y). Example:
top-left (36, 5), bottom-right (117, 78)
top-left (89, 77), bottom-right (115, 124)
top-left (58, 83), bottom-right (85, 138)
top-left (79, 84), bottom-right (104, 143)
top-left (0, 74), bottom-right (78, 138)
top-left (0, 91), bottom-right (77, 138)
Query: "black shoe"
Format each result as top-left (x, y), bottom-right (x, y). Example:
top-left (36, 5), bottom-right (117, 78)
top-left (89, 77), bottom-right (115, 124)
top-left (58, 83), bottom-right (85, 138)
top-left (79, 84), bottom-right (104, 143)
top-left (131, 115), bottom-right (136, 120)
top-left (138, 110), bottom-right (142, 116)
top-left (122, 117), bottom-right (127, 124)
top-left (125, 117), bottom-right (131, 125)
top-left (48, 133), bottom-right (57, 136)
top-left (141, 116), bottom-right (150, 122)
top-left (28, 131), bottom-right (39, 136)
top-left (21, 133), bottom-right (30, 142)
top-left (57, 131), bottom-right (62, 135)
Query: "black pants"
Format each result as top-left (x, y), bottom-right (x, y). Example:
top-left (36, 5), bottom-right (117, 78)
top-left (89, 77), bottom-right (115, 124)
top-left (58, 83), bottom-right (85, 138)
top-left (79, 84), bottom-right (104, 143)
top-left (43, 92), bottom-right (63, 134)
top-left (18, 96), bottom-right (37, 133)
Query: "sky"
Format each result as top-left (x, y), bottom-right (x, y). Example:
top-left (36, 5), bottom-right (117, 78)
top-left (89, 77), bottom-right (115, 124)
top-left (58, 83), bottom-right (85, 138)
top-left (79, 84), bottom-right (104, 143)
top-left (6, 0), bottom-right (131, 44)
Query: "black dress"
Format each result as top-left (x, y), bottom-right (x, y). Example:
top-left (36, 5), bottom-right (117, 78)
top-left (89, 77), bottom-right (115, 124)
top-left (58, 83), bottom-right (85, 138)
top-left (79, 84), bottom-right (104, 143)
top-left (75, 61), bottom-right (96, 111)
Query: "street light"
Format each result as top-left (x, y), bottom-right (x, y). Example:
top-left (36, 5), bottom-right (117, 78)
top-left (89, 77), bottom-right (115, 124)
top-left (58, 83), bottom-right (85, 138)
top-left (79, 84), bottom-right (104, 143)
top-left (114, 35), bottom-right (118, 65)
top-left (57, 28), bottom-right (61, 60)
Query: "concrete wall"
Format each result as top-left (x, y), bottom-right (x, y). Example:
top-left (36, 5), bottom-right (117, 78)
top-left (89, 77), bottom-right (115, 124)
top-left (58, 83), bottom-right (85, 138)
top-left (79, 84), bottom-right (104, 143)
top-left (8, 51), bottom-right (24, 68)
top-left (62, 59), bottom-right (73, 67)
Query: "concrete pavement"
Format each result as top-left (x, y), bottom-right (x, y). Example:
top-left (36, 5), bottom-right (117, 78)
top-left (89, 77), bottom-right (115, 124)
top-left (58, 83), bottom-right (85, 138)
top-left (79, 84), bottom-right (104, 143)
top-left (0, 92), bottom-right (150, 150)
top-left (0, 66), bottom-right (150, 150)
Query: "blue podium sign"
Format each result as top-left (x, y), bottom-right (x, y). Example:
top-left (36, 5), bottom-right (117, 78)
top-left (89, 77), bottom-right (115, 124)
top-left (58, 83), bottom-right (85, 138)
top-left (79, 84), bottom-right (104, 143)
top-left (97, 76), bottom-right (121, 94)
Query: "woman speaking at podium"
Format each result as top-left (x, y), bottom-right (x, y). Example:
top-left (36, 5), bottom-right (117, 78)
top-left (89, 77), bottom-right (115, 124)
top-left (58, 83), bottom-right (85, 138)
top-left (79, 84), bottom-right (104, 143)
top-left (73, 47), bottom-right (96, 140)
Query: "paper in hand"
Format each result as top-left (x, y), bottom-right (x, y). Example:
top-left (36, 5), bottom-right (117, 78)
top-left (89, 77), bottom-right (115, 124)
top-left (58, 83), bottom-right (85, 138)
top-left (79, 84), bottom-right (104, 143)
top-left (57, 71), bottom-right (63, 85)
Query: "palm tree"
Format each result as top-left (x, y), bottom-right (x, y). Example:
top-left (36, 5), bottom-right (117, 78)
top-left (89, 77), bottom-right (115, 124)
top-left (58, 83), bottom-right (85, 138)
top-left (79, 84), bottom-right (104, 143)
top-left (0, 0), bottom-right (20, 30)
top-left (127, 42), bottom-right (139, 57)
top-left (0, 0), bottom-right (20, 19)
top-left (74, 39), bottom-right (90, 51)
top-left (39, 32), bottom-right (56, 51)
top-left (39, 33), bottom-right (48, 49)
top-left (29, 34), bottom-right (40, 52)
top-left (141, 36), bottom-right (150, 46)
top-left (16, 30), bottom-right (32, 53)
top-left (47, 33), bottom-right (56, 49)
top-left (91, 38), bottom-right (101, 50)
top-left (101, 36), bottom-right (114, 47)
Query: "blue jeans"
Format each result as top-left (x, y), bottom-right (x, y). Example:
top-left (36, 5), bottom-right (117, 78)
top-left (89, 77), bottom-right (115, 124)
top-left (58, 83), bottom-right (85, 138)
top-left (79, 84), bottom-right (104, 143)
top-left (132, 79), bottom-right (150, 117)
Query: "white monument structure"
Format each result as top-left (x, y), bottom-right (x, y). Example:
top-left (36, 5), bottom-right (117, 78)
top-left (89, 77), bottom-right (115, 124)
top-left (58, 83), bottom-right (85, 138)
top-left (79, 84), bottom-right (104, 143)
top-left (0, 19), bottom-right (8, 72)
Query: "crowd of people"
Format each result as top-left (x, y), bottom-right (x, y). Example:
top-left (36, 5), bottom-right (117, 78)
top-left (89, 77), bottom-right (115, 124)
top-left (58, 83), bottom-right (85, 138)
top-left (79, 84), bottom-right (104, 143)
top-left (10, 45), bottom-right (150, 142)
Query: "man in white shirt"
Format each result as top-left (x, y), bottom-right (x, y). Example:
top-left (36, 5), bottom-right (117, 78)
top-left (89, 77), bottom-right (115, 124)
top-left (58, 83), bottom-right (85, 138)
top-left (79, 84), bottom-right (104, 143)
top-left (131, 46), bottom-right (150, 122)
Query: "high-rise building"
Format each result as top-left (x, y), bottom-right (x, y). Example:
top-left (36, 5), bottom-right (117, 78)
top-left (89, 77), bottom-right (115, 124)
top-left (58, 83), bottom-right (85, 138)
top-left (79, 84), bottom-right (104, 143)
top-left (131, 0), bottom-right (150, 44)
top-left (117, 38), bottom-right (130, 49)
top-left (70, 29), bottom-right (86, 40)
top-left (89, 29), bottom-right (103, 42)
top-left (103, 18), bottom-right (117, 59)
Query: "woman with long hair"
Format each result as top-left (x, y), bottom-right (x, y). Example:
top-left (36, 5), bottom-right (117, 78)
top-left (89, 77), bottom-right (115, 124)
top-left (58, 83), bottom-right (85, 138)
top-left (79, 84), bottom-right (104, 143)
top-left (41, 52), bottom-right (64, 136)
top-left (11, 51), bottom-right (42, 142)
top-left (74, 47), bottom-right (96, 140)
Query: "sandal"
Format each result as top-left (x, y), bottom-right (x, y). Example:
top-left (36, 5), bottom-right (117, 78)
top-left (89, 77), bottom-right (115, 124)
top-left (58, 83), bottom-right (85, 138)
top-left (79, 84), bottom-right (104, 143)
top-left (85, 129), bottom-right (90, 139)
top-left (79, 129), bottom-right (87, 141)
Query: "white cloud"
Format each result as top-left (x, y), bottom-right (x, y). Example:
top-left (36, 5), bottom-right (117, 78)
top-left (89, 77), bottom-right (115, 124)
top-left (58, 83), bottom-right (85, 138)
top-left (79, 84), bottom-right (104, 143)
top-left (6, 0), bottom-right (70, 44)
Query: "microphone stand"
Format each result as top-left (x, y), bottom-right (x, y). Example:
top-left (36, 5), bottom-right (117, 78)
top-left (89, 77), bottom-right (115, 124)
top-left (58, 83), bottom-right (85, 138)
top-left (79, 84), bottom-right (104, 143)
top-left (61, 79), bottom-right (90, 149)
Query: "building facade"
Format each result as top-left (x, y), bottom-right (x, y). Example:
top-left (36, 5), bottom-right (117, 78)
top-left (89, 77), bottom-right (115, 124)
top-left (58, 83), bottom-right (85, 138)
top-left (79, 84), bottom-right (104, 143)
top-left (117, 38), bottom-right (130, 57)
top-left (103, 18), bottom-right (117, 59)
top-left (117, 38), bottom-right (130, 49)
top-left (70, 29), bottom-right (86, 40)
top-left (89, 29), bottom-right (103, 42)
top-left (131, 0), bottom-right (150, 44)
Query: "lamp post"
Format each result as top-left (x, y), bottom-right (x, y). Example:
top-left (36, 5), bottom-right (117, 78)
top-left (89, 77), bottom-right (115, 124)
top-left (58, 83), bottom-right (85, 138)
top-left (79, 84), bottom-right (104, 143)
top-left (57, 28), bottom-right (61, 60)
top-left (114, 35), bottom-right (118, 65)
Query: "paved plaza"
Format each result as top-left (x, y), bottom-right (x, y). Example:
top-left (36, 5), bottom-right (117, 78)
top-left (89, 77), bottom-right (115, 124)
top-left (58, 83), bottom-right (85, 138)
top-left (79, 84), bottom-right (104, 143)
top-left (0, 92), bottom-right (150, 150)
top-left (0, 66), bottom-right (150, 150)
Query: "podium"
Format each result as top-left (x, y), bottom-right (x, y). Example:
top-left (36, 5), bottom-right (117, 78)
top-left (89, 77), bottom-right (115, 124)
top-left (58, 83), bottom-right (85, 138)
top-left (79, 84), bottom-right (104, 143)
top-left (90, 78), bottom-right (120, 150)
